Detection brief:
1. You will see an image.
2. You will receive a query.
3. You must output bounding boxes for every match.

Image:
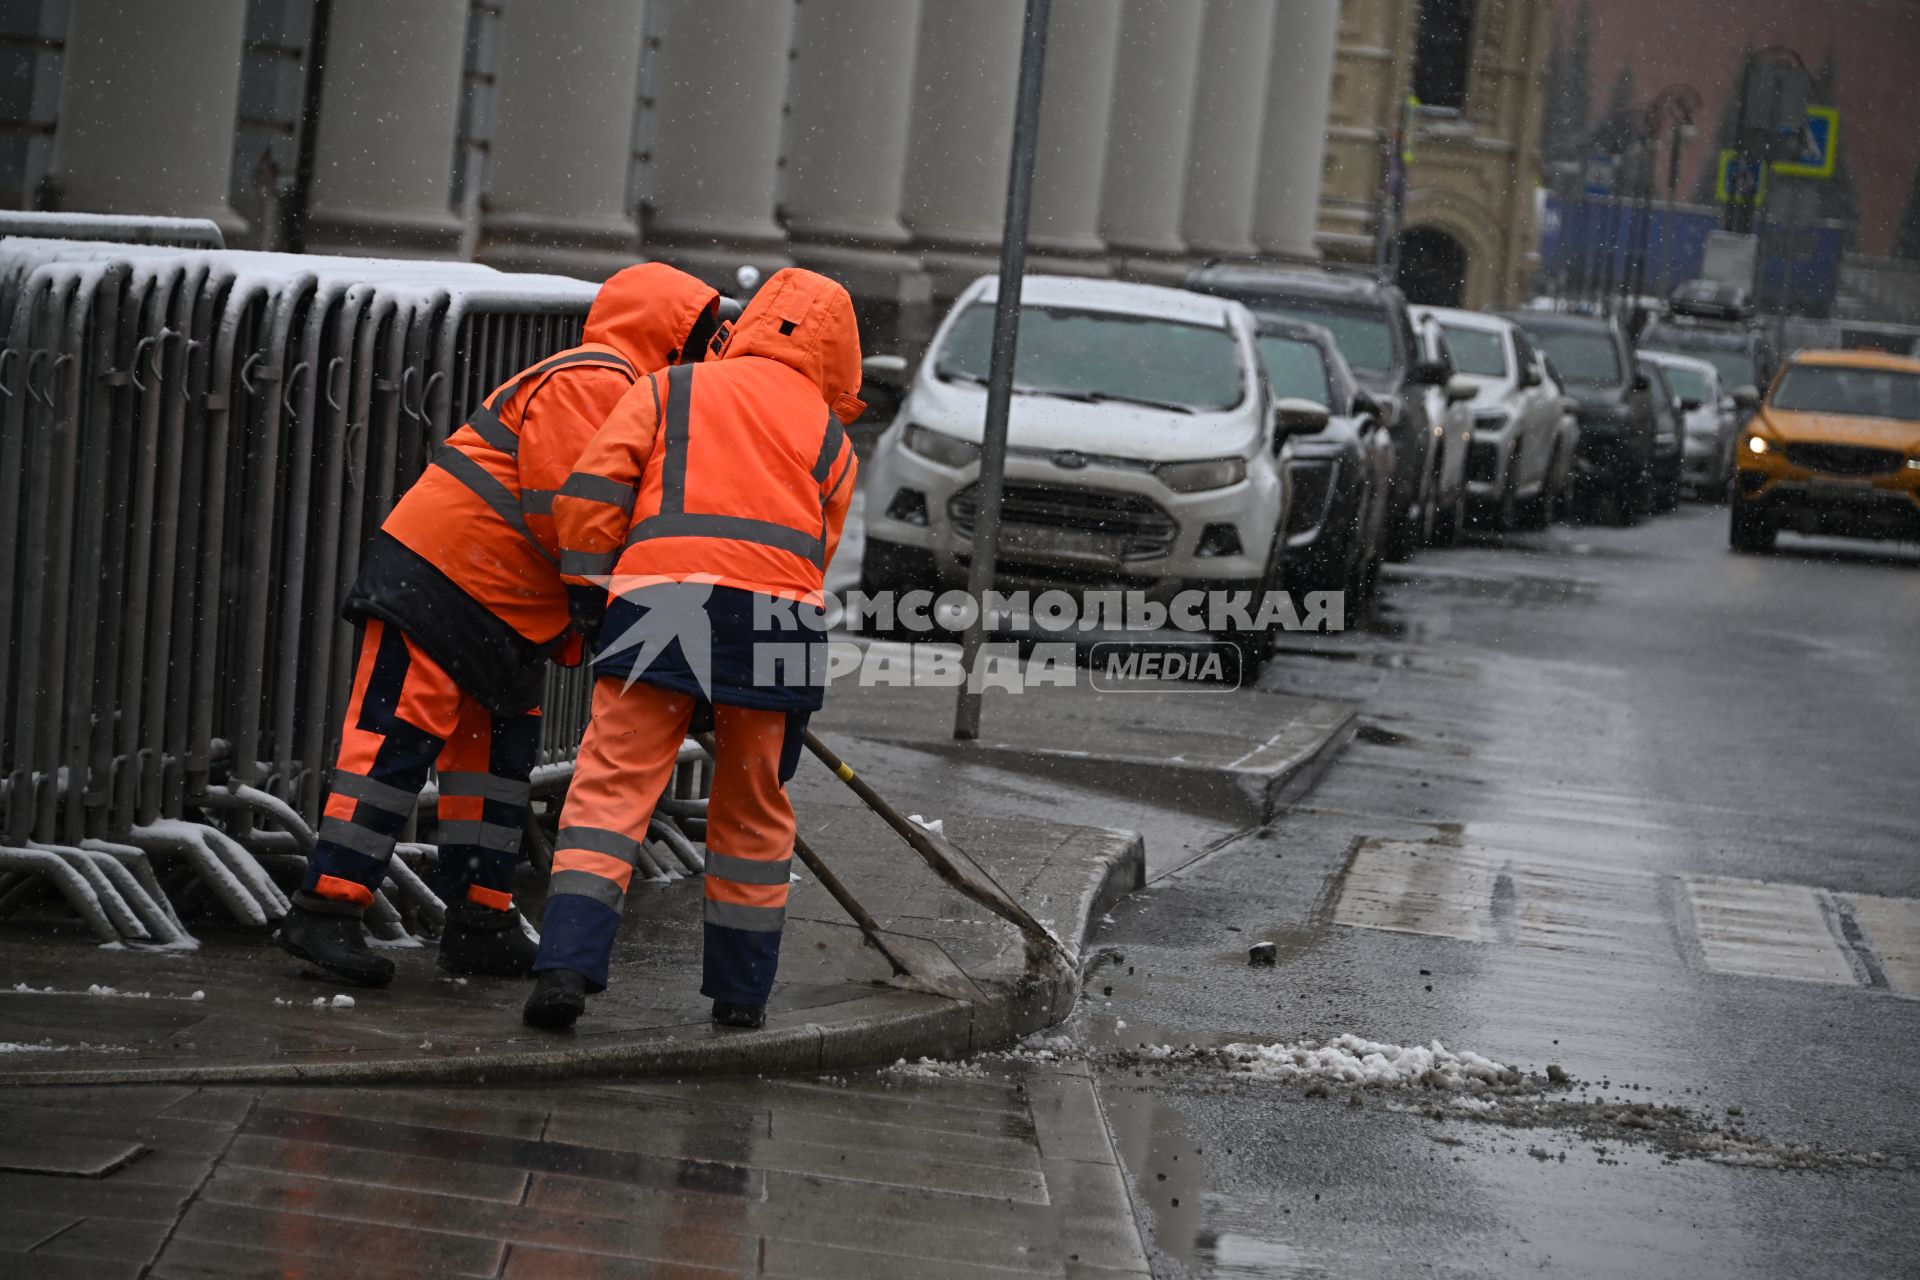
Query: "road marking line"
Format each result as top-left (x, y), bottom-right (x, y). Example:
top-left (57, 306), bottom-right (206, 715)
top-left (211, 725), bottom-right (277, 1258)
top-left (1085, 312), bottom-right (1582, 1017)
top-left (1333, 840), bottom-right (1491, 943)
top-left (1333, 841), bottom-right (1658, 954)
top-left (1841, 894), bottom-right (1920, 997)
top-left (1684, 876), bottom-right (1858, 986)
top-left (1333, 845), bottom-right (1911, 993)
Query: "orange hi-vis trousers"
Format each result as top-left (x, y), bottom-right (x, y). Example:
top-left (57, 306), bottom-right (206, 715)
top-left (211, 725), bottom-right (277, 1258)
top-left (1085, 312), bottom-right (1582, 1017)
top-left (533, 678), bottom-right (804, 1002)
top-left (301, 620), bottom-right (540, 912)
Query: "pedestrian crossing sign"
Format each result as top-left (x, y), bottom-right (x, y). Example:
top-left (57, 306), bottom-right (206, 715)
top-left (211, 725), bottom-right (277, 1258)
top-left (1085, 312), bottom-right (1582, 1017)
top-left (1715, 151), bottom-right (1768, 206)
top-left (1772, 105), bottom-right (1839, 179)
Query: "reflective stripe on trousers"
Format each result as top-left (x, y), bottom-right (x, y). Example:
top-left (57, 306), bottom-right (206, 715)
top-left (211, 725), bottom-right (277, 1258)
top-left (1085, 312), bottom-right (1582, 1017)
top-left (536, 678), bottom-right (800, 1001)
top-left (302, 620), bottom-right (540, 909)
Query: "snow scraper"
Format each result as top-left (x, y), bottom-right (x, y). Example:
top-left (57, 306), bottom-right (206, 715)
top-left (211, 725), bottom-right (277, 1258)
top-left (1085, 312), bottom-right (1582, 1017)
top-left (801, 731), bottom-right (1073, 973)
top-left (692, 733), bottom-right (980, 1001)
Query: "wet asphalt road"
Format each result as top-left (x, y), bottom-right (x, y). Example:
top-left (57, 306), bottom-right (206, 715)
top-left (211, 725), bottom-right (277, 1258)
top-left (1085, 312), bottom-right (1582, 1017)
top-left (1076, 505), bottom-right (1920, 1278)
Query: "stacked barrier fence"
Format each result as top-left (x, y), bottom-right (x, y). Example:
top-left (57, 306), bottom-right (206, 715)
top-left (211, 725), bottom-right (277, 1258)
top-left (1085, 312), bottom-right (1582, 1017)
top-left (0, 227), bottom-right (710, 949)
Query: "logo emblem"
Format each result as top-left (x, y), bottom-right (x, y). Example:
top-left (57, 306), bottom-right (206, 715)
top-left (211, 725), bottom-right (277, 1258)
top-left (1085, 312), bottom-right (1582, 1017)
top-left (1052, 450), bottom-right (1088, 470)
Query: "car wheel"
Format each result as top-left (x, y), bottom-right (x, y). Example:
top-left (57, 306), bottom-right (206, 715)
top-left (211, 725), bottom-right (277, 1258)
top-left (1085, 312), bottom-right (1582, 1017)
top-left (1230, 537), bottom-right (1289, 677)
top-left (857, 538), bottom-right (935, 635)
top-left (1622, 463), bottom-right (1653, 524)
top-left (1513, 446), bottom-right (1555, 531)
top-left (1387, 458), bottom-right (1432, 561)
top-left (1653, 465), bottom-right (1681, 514)
top-left (1729, 500), bottom-right (1776, 553)
top-left (1430, 481), bottom-right (1465, 547)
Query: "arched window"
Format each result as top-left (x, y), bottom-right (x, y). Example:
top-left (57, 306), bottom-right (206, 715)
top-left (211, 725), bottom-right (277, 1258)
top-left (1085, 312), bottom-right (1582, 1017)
top-left (1397, 226), bottom-right (1470, 307)
top-left (1414, 0), bottom-right (1477, 111)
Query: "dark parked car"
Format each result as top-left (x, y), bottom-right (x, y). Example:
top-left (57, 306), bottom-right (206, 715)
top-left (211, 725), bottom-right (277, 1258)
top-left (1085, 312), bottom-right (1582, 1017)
top-left (1187, 264), bottom-right (1449, 561)
top-left (1253, 317), bottom-right (1395, 608)
top-left (1639, 315), bottom-right (1771, 411)
top-left (1500, 310), bottom-right (1657, 525)
top-left (1636, 355), bottom-right (1686, 512)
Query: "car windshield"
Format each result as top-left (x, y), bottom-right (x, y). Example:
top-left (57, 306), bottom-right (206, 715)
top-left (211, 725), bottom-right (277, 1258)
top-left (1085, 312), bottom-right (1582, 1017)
top-left (934, 302), bottom-right (1244, 413)
top-left (1236, 299), bottom-right (1397, 376)
top-left (1769, 365), bottom-right (1920, 420)
top-left (1439, 324), bottom-right (1508, 377)
top-left (1524, 328), bottom-right (1622, 387)
top-left (1659, 365), bottom-right (1712, 405)
top-left (1257, 335), bottom-right (1334, 407)
top-left (1641, 332), bottom-right (1757, 389)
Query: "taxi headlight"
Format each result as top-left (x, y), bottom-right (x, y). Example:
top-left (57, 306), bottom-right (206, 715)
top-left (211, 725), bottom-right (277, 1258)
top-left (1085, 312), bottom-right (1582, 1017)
top-left (1155, 456), bottom-right (1247, 494)
top-left (903, 424), bottom-right (981, 469)
top-left (1744, 434), bottom-right (1770, 455)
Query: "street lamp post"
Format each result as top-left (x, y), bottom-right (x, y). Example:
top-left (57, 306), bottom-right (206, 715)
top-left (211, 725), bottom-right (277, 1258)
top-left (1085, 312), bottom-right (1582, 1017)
top-left (952, 0), bottom-right (1051, 741)
top-left (1641, 84), bottom-right (1701, 302)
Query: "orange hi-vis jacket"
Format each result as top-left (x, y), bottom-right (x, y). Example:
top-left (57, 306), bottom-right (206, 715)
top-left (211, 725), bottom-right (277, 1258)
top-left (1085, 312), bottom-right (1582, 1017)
top-left (344, 264), bottom-right (721, 715)
top-left (554, 268), bottom-right (864, 614)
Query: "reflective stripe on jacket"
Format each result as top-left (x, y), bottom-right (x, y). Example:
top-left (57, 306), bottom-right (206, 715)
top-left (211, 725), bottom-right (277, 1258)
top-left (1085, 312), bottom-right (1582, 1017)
top-left (384, 344), bottom-right (637, 647)
top-left (344, 263), bottom-right (722, 715)
top-left (554, 267), bottom-right (864, 610)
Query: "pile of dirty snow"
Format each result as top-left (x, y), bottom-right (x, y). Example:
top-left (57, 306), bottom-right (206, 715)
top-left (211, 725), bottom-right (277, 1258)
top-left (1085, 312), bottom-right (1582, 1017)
top-left (1138, 1033), bottom-right (1517, 1090)
top-left (885, 1055), bottom-right (989, 1081)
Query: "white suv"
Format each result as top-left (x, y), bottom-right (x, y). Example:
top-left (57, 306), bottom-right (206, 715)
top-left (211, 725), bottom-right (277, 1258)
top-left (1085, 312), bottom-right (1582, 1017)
top-left (861, 275), bottom-right (1295, 607)
top-left (1414, 305), bottom-right (1575, 530)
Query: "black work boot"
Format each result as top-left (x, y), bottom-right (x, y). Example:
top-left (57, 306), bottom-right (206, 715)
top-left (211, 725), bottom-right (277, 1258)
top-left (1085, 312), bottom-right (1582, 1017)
top-left (276, 893), bottom-right (395, 988)
top-left (711, 1000), bottom-right (766, 1030)
top-left (522, 969), bottom-right (587, 1030)
top-left (438, 901), bottom-right (539, 977)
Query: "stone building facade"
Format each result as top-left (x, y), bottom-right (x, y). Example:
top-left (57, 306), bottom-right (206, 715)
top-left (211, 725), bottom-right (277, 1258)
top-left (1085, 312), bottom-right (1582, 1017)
top-left (1, 0), bottom-right (1355, 347)
top-left (1320, 0), bottom-right (1554, 308)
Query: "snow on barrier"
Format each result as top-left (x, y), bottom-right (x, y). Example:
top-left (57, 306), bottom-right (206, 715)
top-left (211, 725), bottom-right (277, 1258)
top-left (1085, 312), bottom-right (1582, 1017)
top-left (0, 236), bottom-right (709, 949)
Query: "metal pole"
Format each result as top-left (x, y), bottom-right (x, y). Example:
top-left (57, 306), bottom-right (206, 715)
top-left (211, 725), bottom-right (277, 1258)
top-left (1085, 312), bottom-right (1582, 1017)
top-left (1661, 121), bottom-right (1681, 295)
top-left (953, 0), bottom-right (1050, 741)
top-left (1728, 58), bottom-right (1754, 235)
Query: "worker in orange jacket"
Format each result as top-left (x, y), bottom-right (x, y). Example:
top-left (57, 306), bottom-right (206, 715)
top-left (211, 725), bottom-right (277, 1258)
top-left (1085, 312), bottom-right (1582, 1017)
top-left (522, 267), bottom-right (863, 1031)
top-left (279, 263), bottom-right (725, 988)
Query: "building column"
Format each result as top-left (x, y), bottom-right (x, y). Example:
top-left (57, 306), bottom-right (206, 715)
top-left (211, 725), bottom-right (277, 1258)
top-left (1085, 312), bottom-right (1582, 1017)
top-left (1026, 0), bottom-right (1124, 272)
top-left (782, 0), bottom-right (928, 347)
top-left (899, 0), bottom-right (1025, 298)
top-left (51, 0), bottom-right (249, 236)
top-left (1181, 0), bottom-right (1281, 259)
top-left (1252, 0), bottom-right (1341, 261)
top-left (479, 0), bottom-right (647, 278)
top-left (304, 0), bottom-right (469, 257)
top-left (1100, 0), bottom-right (1206, 272)
top-left (644, 0), bottom-right (796, 287)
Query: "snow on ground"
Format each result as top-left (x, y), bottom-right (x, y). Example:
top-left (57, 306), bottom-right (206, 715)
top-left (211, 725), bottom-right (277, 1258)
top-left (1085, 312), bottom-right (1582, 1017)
top-left (11, 982), bottom-right (205, 1001)
top-left (887, 1055), bottom-right (989, 1081)
top-left (1137, 1033), bottom-right (1519, 1090)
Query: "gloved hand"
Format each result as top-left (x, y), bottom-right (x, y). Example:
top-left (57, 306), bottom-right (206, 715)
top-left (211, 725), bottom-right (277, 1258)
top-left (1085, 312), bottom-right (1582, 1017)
top-left (555, 628), bottom-right (586, 668)
top-left (565, 585), bottom-right (607, 655)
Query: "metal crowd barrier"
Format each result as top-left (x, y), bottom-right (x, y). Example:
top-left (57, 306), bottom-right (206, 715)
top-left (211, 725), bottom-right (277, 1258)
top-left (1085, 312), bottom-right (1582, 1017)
top-left (0, 238), bottom-right (709, 949)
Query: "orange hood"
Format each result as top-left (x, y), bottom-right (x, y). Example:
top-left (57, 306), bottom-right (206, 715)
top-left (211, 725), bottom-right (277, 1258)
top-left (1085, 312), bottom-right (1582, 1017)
top-left (722, 267), bottom-right (867, 423)
top-left (583, 262), bottom-right (720, 370)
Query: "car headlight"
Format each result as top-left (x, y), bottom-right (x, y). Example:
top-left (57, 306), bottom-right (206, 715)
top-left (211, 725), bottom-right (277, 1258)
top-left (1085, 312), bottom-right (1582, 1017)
top-left (903, 423), bottom-right (981, 469)
top-left (1744, 434), bottom-right (1770, 455)
top-left (1154, 456), bottom-right (1246, 493)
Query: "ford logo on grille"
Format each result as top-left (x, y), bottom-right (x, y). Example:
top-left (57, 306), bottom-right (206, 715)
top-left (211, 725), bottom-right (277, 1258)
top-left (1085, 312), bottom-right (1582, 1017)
top-left (1052, 450), bottom-right (1088, 470)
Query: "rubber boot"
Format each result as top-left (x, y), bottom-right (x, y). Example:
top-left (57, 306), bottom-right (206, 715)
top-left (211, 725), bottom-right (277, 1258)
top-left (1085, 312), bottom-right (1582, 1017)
top-left (276, 893), bottom-right (395, 988)
top-left (522, 969), bottom-right (587, 1030)
top-left (437, 902), bottom-right (539, 977)
top-left (711, 999), bottom-right (766, 1030)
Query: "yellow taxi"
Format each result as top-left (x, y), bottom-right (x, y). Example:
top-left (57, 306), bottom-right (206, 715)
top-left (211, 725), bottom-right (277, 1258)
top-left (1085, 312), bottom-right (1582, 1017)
top-left (1730, 349), bottom-right (1920, 552)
